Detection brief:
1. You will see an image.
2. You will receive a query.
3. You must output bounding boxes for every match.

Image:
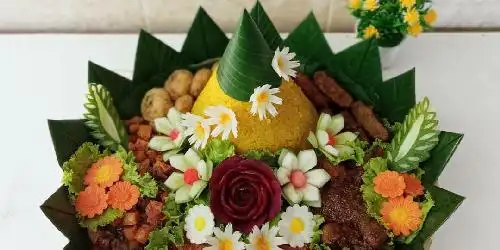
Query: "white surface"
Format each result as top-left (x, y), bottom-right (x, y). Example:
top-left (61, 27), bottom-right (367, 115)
top-left (0, 33), bottom-right (497, 249)
top-left (1, 0), bottom-right (500, 33)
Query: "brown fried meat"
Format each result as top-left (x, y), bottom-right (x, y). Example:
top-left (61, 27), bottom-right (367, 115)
top-left (313, 71), bottom-right (353, 108)
top-left (350, 101), bottom-right (389, 141)
top-left (294, 73), bottom-right (330, 109)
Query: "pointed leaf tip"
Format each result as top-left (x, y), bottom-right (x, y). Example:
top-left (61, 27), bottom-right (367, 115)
top-left (250, 1), bottom-right (283, 50)
top-left (217, 9), bottom-right (281, 101)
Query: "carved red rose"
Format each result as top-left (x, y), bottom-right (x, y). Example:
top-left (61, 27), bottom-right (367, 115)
top-left (210, 156), bottom-right (282, 233)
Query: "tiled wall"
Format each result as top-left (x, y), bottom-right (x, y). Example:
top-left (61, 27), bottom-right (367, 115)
top-left (1, 0), bottom-right (499, 33)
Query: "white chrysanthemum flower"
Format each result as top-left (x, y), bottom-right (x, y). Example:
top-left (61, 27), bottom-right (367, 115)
top-left (275, 149), bottom-right (330, 207)
top-left (247, 223), bottom-right (286, 250)
top-left (249, 84), bottom-right (283, 120)
top-left (164, 149), bottom-right (213, 203)
top-left (204, 105), bottom-right (238, 140)
top-left (271, 47), bottom-right (300, 81)
top-left (181, 113), bottom-right (211, 150)
top-left (185, 204), bottom-right (215, 244)
top-left (278, 204), bottom-right (314, 248)
top-left (148, 107), bottom-right (186, 161)
top-left (204, 224), bottom-right (245, 250)
top-left (307, 113), bottom-right (358, 158)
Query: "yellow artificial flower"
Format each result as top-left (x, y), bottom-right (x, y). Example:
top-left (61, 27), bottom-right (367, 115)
top-left (424, 9), bottom-right (438, 25)
top-left (363, 25), bottom-right (380, 39)
top-left (408, 23), bottom-right (423, 37)
top-left (363, 0), bottom-right (378, 11)
top-left (404, 8), bottom-right (420, 25)
top-left (348, 0), bottom-right (361, 10)
top-left (400, 0), bottom-right (416, 9)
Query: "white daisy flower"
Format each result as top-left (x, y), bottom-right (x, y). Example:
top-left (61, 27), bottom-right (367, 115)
top-left (307, 113), bottom-right (358, 158)
top-left (204, 105), bottom-right (238, 140)
top-left (204, 224), bottom-right (245, 250)
top-left (247, 223), bottom-right (286, 250)
top-left (164, 149), bottom-right (213, 203)
top-left (185, 204), bottom-right (215, 244)
top-left (271, 46), bottom-right (300, 81)
top-left (148, 107), bottom-right (186, 161)
top-left (276, 149), bottom-right (330, 207)
top-left (278, 204), bottom-right (314, 248)
top-left (249, 84), bottom-right (283, 120)
top-left (181, 113), bottom-right (211, 150)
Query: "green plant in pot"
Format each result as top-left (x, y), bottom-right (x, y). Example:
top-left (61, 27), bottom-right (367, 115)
top-left (348, 0), bottom-right (438, 68)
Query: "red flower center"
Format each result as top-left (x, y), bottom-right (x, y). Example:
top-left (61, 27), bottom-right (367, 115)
top-left (327, 132), bottom-right (336, 146)
top-left (290, 170), bottom-right (307, 188)
top-left (169, 129), bottom-right (180, 141)
top-left (184, 168), bottom-right (200, 185)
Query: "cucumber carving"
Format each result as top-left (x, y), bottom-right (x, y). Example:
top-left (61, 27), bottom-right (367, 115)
top-left (387, 97), bottom-right (440, 172)
top-left (84, 83), bottom-right (128, 150)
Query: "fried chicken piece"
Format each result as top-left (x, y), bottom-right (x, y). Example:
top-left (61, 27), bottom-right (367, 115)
top-left (350, 101), bottom-right (389, 141)
top-left (145, 200), bottom-right (164, 227)
top-left (137, 124), bottom-right (153, 141)
top-left (294, 72), bottom-right (330, 109)
top-left (341, 110), bottom-right (369, 141)
top-left (123, 211), bottom-right (140, 226)
top-left (135, 224), bottom-right (155, 244)
top-left (313, 71), bottom-right (353, 108)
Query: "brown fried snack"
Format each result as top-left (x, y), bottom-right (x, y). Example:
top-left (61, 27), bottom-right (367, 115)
top-left (313, 71), bottom-right (353, 108)
top-left (341, 110), bottom-right (369, 141)
top-left (294, 72), bottom-right (330, 109)
top-left (350, 101), bottom-right (389, 141)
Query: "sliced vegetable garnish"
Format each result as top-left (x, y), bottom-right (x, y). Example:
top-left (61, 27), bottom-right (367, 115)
top-left (387, 97), bottom-right (440, 172)
top-left (84, 83), bottom-right (128, 150)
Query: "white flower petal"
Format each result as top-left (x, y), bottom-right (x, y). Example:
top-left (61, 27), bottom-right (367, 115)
top-left (154, 117), bottom-right (173, 135)
top-left (283, 183), bottom-right (303, 204)
top-left (297, 150), bottom-right (317, 172)
top-left (335, 131), bottom-right (358, 145)
top-left (278, 149), bottom-right (293, 166)
top-left (175, 185), bottom-right (192, 203)
top-left (206, 161), bottom-right (213, 179)
top-left (323, 145), bottom-right (339, 156)
top-left (307, 131), bottom-right (318, 148)
top-left (189, 180), bottom-right (207, 199)
top-left (163, 148), bottom-right (181, 162)
top-left (281, 152), bottom-right (298, 170)
top-left (169, 155), bottom-right (188, 172)
top-left (302, 184), bottom-right (320, 202)
top-left (317, 113), bottom-right (331, 130)
top-left (334, 145), bottom-right (354, 155)
top-left (196, 161), bottom-right (208, 181)
top-left (165, 172), bottom-right (184, 190)
top-left (328, 114), bottom-right (345, 135)
top-left (185, 148), bottom-right (201, 167)
top-left (305, 169), bottom-right (331, 188)
top-left (316, 130), bottom-right (329, 146)
top-left (167, 107), bottom-right (182, 127)
top-left (276, 166), bottom-right (291, 185)
top-left (304, 200), bottom-right (322, 208)
top-left (148, 136), bottom-right (176, 151)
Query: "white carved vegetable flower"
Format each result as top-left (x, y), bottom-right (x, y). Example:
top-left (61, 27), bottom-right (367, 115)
top-left (278, 204), bottom-right (314, 248)
top-left (148, 107), bottom-right (185, 161)
top-left (204, 224), bottom-right (245, 250)
top-left (165, 149), bottom-right (213, 203)
top-left (276, 149), bottom-right (331, 207)
top-left (185, 204), bottom-right (215, 244)
top-left (271, 46), bottom-right (300, 81)
top-left (204, 105), bottom-right (238, 140)
top-left (247, 222), bottom-right (285, 250)
top-left (307, 113), bottom-right (358, 159)
top-left (249, 84), bottom-right (283, 120)
top-left (181, 113), bottom-right (211, 150)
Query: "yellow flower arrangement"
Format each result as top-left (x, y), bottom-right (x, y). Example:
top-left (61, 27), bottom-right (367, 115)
top-left (363, 0), bottom-right (378, 11)
top-left (363, 25), bottom-right (380, 39)
top-left (404, 8), bottom-right (420, 25)
top-left (348, 0), bottom-right (361, 10)
top-left (400, 0), bottom-right (416, 9)
top-left (425, 9), bottom-right (438, 25)
top-left (408, 23), bottom-right (423, 37)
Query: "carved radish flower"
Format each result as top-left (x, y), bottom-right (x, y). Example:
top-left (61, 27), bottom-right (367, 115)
top-left (275, 149), bottom-right (330, 207)
top-left (148, 108), bottom-right (186, 161)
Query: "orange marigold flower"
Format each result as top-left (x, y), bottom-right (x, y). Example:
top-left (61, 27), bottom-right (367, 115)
top-left (373, 170), bottom-right (406, 198)
top-left (402, 173), bottom-right (424, 196)
top-left (107, 181), bottom-right (140, 211)
top-left (75, 185), bottom-right (108, 218)
top-left (84, 156), bottom-right (123, 188)
top-left (380, 196), bottom-right (422, 236)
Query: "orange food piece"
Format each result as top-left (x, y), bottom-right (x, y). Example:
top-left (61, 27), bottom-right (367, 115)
top-left (84, 156), bottom-right (123, 188)
top-left (135, 224), bottom-right (154, 244)
top-left (137, 124), bottom-right (153, 141)
top-left (373, 171), bottom-right (406, 198)
top-left (380, 196), bottom-right (422, 236)
top-left (75, 185), bottom-right (108, 218)
top-left (123, 226), bottom-right (138, 241)
top-left (123, 211), bottom-right (140, 226)
top-left (107, 181), bottom-right (140, 211)
top-left (402, 173), bottom-right (424, 196)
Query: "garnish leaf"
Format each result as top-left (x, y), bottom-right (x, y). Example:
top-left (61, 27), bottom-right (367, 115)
top-left (162, 192), bottom-right (182, 219)
top-left (79, 208), bottom-right (124, 231)
top-left (361, 157), bottom-right (388, 223)
top-left (40, 186), bottom-right (91, 250)
top-left (284, 12), bottom-right (334, 75)
top-left (217, 10), bottom-right (281, 101)
top-left (243, 149), bottom-right (280, 168)
top-left (387, 97), bottom-right (440, 172)
top-left (88, 61), bottom-right (134, 119)
top-left (116, 148), bottom-right (158, 198)
top-left (376, 69), bottom-right (416, 123)
top-left (181, 7), bottom-right (229, 63)
top-left (199, 139), bottom-right (236, 165)
top-left (62, 142), bottom-right (103, 196)
top-left (250, 1), bottom-right (283, 50)
top-left (84, 83), bottom-right (128, 150)
top-left (146, 216), bottom-right (185, 249)
top-left (420, 132), bottom-right (464, 186)
top-left (48, 119), bottom-right (94, 167)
